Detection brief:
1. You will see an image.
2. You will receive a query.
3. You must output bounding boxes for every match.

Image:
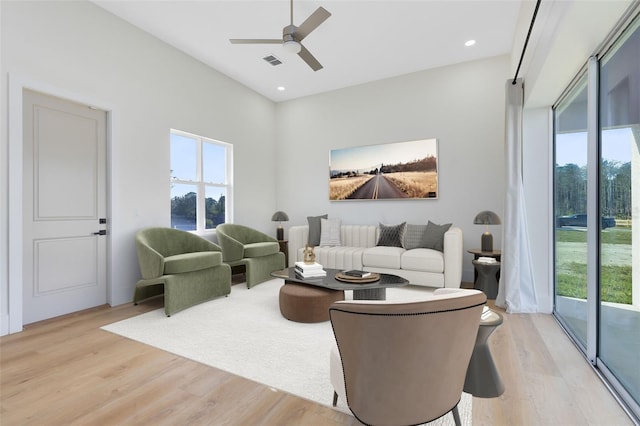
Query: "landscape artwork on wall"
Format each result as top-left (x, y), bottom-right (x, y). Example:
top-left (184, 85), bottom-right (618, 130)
top-left (329, 138), bottom-right (438, 201)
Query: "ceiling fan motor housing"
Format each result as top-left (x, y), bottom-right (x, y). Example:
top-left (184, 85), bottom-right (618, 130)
top-left (282, 25), bottom-right (301, 53)
top-left (283, 25), bottom-right (298, 41)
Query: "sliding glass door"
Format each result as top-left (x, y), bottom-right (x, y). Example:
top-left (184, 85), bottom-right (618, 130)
top-left (598, 17), bottom-right (639, 411)
top-left (554, 78), bottom-right (589, 349)
top-left (554, 13), bottom-right (639, 420)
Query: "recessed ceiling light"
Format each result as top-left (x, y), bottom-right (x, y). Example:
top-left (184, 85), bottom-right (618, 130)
top-left (465, 40), bottom-right (476, 47)
top-left (277, 86), bottom-right (286, 91)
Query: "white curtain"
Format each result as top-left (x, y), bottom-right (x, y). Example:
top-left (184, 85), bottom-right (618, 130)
top-left (496, 79), bottom-right (538, 313)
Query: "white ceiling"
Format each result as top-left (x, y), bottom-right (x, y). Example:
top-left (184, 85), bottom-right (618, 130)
top-left (93, 0), bottom-right (524, 102)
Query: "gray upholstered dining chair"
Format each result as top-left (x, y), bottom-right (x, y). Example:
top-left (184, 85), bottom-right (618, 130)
top-left (133, 227), bottom-right (231, 316)
top-left (329, 288), bottom-right (487, 426)
top-left (216, 223), bottom-right (285, 288)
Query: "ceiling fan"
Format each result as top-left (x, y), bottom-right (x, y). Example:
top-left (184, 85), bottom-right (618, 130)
top-left (229, 0), bottom-right (331, 71)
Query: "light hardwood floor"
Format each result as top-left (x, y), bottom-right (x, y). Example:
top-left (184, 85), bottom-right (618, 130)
top-left (1, 286), bottom-right (634, 426)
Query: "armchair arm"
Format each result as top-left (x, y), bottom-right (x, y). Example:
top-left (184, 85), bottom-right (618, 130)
top-left (216, 230), bottom-right (245, 262)
top-left (135, 240), bottom-right (165, 279)
top-left (243, 227), bottom-right (278, 244)
top-left (443, 226), bottom-right (463, 288)
top-left (184, 234), bottom-right (223, 253)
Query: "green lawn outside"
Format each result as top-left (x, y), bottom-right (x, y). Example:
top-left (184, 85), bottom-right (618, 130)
top-left (556, 228), bottom-right (632, 244)
top-left (556, 227), bottom-right (632, 304)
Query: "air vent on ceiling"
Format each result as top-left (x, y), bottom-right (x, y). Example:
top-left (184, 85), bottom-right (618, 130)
top-left (263, 55), bottom-right (283, 66)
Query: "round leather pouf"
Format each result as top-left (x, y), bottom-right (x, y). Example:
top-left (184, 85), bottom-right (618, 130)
top-left (279, 283), bottom-right (345, 323)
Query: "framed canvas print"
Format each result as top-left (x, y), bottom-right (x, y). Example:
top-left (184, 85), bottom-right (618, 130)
top-left (329, 138), bottom-right (438, 201)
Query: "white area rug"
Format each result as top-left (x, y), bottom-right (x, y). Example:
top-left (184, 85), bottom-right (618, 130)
top-left (102, 279), bottom-right (471, 425)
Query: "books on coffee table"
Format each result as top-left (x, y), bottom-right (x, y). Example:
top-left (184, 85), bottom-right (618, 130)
top-left (295, 261), bottom-right (322, 269)
top-left (335, 271), bottom-right (380, 283)
top-left (295, 261), bottom-right (323, 272)
top-left (343, 269), bottom-right (371, 278)
top-left (295, 270), bottom-right (327, 278)
top-left (294, 261), bottom-right (326, 278)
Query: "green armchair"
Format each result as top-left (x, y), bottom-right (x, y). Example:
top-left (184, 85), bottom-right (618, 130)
top-left (133, 227), bottom-right (231, 316)
top-left (216, 224), bottom-right (285, 288)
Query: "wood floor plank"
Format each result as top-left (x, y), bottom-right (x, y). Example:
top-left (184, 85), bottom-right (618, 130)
top-left (0, 294), bottom-right (634, 425)
top-left (473, 305), bottom-right (634, 426)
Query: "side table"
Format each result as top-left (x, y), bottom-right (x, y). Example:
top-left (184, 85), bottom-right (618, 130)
top-left (472, 260), bottom-right (501, 299)
top-left (467, 248), bottom-right (501, 262)
top-left (467, 248), bottom-right (501, 287)
top-left (278, 240), bottom-right (289, 267)
top-left (464, 307), bottom-right (505, 398)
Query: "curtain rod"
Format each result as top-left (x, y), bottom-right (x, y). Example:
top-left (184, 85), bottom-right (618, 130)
top-left (512, 0), bottom-right (542, 85)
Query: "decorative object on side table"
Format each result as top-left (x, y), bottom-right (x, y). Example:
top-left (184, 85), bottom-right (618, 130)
top-left (473, 210), bottom-right (501, 252)
top-left (271, 210), bottom-right (289, 240)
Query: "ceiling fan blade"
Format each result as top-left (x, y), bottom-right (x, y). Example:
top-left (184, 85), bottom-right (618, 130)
top-left (295, 7), bottom-right (331, 41)
top-left (298, 44), bottom-right (323, 71)
top-left (229, 39), bottom-right (282, 44)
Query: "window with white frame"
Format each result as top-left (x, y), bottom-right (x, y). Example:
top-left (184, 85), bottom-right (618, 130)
top-left (170, 129), bottom-right (232, 232)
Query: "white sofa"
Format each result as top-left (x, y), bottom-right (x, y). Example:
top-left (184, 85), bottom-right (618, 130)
top-left (287, 224), bottom-right (463, 288)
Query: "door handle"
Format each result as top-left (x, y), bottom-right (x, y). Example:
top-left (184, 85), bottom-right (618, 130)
top-left (93, 230), bottom-right (107, 236)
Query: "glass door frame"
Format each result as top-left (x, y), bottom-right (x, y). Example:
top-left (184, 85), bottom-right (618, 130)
top-left (585, 55), bottom-right (599, 365)
top-left (553, 9), bottom-right (640, 421)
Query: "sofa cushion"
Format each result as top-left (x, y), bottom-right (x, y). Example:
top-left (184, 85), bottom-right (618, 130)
top-left (421, 221), bottom-right (452, 252)
top-left (164, 251), bottom-right (222, 274)
top-left (320, 218), bottom-right (342, 246)
top-left (362, 246), bottom-right (404, 269)
top-left (244, 242), bottom-right (279, 258)
top-left (313, 246), bottom-right (366, 270)
top-left (307, 214), bottom-right (328, 246)
top-left (404, 224), bottom-right (428, 250)
top-left (376, 222), bottom-right (406, 248)
top-left (401, 248), bottom-right (444, 273)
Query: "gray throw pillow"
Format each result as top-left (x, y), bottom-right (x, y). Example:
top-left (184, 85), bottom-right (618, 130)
top-left (404, 224), bottom-right (428, 250)
top-left (377, 222), bottom-right (407, 248)
top-left (319, 218), bottom-right (342, 246)
top-left (307, 214), bottom-right (328, 246)
top-left (420, 221), bottom-right (452, 252)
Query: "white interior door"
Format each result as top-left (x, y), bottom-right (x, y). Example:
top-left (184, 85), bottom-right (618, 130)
top-left (22, 89), bottom-right (107, 325)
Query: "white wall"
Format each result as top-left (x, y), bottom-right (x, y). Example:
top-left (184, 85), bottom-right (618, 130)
top-left (275, 55), bottom-right (510, 283)
top-left (0, 1), bottom-right (277, 333)
top-left (522, 0), bottom-right (634, 109)
top-left (522, 107), bottom-right (553, 313)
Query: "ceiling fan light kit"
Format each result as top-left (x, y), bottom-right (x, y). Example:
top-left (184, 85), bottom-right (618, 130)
top-left (229, 0), bottom-right (331, 71)
top-left (283, 40), bottom-right (302, 54)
